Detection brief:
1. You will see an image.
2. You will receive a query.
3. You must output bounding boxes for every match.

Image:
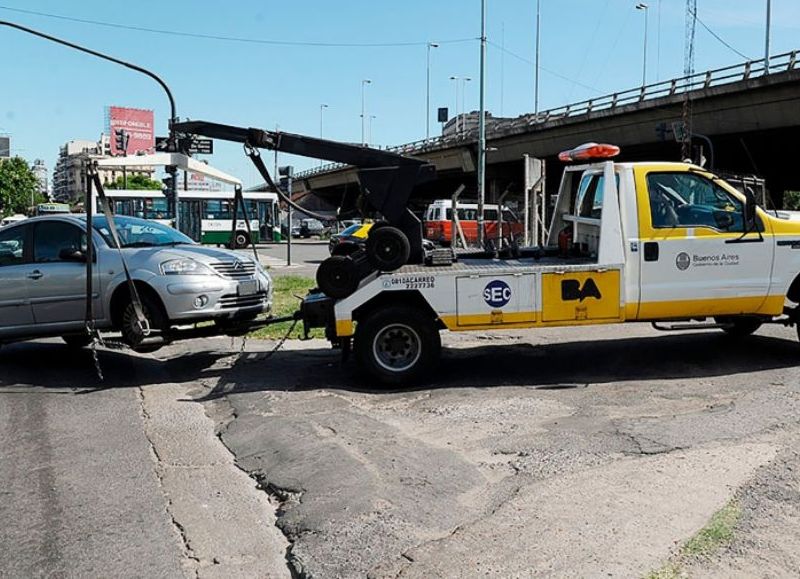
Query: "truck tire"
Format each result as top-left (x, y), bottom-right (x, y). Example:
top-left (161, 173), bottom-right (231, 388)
top-left (354, 306), bottom-right (441, 386)
top-left (317, 255), bottom-right (360, 299)
top-left (715, 316), bottom-right (762, 337)
top-left (121, 293), bottom-right (167, 353)
top-left (366, 226), bottom-right (410, 272)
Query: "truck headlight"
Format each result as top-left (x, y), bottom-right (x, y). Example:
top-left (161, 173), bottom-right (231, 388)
top-left (160, 258), bottom-right (214, 276)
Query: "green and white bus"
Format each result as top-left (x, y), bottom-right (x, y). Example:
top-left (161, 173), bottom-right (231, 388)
top-left (91, 189), bottom-right (279, 248)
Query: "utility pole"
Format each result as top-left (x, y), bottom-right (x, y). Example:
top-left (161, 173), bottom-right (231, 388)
top-left (360, 79), bottom-right (371, 146)
top-left (534, 0), bottom-right (541, 115)
top-left (636, 3), bottom-right (649, 86)
top-left (460, 77), bottom-right (472, 135)
top-left (765, 0), bottom-right (772, 73)
top-left (426, 42), bottom-right (439, 140)
top-left (477, 0), bottom-right (487, 247)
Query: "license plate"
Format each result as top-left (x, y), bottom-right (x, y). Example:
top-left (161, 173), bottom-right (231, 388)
top-left (237, 280), bottom-right (258, 296)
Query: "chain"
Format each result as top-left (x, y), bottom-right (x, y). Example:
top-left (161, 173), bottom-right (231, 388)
top-left (259, 319), bottom-right (299, 362)
top-left (86, 323), bottom-right (105, 381)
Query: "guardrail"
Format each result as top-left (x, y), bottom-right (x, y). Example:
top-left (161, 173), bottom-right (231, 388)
top-left (294, 50), bottom-right (798, 180)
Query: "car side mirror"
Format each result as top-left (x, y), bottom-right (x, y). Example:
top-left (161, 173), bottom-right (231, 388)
top-left (58, 247), bottom-right (87, 262)
top-left (743, 186), bottom-right (757, 232)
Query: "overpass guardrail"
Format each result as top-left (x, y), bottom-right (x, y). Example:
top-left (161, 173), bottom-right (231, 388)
top-left (295, 50), bottom-right (798, 180)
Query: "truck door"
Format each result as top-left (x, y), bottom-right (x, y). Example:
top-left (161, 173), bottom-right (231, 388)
top-left (636, 168), bottom-right (774, 319)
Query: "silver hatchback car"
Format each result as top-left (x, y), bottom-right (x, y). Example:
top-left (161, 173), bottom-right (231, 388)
top-left (0, 214), bottom-right (272, 351)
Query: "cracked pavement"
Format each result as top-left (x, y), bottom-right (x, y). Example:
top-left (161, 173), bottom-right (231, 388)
top-left (2, 321), bottom-right (800, 577)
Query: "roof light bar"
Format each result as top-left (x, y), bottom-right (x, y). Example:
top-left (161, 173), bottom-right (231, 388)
top-left (558, 142), bottom-right (620, 163)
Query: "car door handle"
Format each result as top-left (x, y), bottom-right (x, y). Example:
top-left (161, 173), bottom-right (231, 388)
top-left (643, 242), bottom-right (659, 262)
top-left (27, 270), bottom-right (43, 280)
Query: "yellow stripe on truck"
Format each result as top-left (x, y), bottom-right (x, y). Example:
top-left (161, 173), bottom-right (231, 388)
top-left (636, 295), bottom-right (784, 320)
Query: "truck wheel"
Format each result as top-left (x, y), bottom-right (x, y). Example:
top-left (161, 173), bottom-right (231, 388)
top-left (715, 316), bottom-right (762, 337)
top-left (317, 256), bottom-right (360, 299)
top-left (366, 226), bottom-right (410, 271)
top-left (355, 306), bottom-right (441, 386)
top-left (121, 293), bottom-right (167, 353)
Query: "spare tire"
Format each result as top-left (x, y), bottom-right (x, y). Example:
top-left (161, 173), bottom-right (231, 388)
top-left (317, 255), bottom-right (360, 299)
top-left (365, 226), bottom-right (410, 272)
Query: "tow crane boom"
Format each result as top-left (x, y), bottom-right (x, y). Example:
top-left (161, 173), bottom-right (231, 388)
top-left (173, 120), bottom-right (436, 276)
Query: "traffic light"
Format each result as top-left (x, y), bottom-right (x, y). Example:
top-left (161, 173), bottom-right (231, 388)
top-left (114, 129), bottom-right (129, 156)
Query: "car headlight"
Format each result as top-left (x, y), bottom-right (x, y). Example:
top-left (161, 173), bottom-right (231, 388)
top-left (160, 258), bottom-right (215, 276)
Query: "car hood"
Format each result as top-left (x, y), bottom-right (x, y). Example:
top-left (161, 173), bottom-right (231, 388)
top-left (115, 244), bottom-right (259, 271)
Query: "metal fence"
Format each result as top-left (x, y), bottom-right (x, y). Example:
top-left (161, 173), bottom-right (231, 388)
top-left (294, 50), bottom-right (798, 180)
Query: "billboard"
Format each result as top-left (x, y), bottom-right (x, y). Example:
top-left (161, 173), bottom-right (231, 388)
top-left (108, 107), bottom-right (154, 156)
top-left (0, 136), bottom-right (9, 158)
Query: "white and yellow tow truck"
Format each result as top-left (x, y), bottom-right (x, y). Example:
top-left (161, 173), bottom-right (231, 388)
top-left (301, 143), bottom-right (800, 384)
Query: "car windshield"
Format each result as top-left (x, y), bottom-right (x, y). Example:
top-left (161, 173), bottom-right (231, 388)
top-left (88, 215), bottom-right (195, 248)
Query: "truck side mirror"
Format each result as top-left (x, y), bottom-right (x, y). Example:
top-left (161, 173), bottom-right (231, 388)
top-left (743, 186), bottom-right (757, 232)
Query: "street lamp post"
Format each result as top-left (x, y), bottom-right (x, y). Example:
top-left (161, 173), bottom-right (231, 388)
top-left (460, 77), bottom-right (472, 135)
top-left (360, 79), bottom-right (372, 147)
top-left (368, 115), bottom-right (376, 147)
top-left (477, 0), bottom-right (487, 247)
top-left (534, 0), bottom-right (541, 115)
top-left (765, 0), bottom-right (772, 73)
top-left (319, 104), bottom-right (328, 167)
top-left (449, 76), bottom-right (460, 134)
top-left (426, 42), bottom-right (439, 140)
top-left (636, 3), bottom-right (649, 86)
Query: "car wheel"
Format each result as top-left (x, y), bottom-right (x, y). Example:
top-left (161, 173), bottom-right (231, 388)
top-left (365, 226), bottom-right (410, 272)
top-left (62, 334), bottom-right (93, 349)
top-left (121, 293), bottom-right (167, 353)
top-left (317, 255), bottom-right (360, 299)
top-left (354, 306), bottom-right (441, 386)
top-left (716, 316), bottom-right (762, 337)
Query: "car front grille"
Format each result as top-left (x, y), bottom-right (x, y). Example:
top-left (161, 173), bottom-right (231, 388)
top-left (218, 292), bottom-right (268, 310)
top-left (211, 260), bottom-right (257, 279)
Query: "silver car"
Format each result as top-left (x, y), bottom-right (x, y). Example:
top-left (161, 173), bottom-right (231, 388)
top-left (0, 214), bottom-right (272, 352)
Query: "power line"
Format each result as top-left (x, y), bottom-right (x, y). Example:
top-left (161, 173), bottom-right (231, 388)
top-left (487, 40), bottom-right (601, 94)
top-left (0, 5), bottom-right (476, 48)
top-left (693, 12), bottom-right (751, 60)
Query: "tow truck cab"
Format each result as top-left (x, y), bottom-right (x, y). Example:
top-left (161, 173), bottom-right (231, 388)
top-left (303, 144), bottom-right (800, 384)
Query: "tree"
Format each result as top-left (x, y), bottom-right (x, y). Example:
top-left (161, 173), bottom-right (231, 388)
top-left (0, 157), bottom-right (44, 217)
top-left (105, 173), bottom-right (163, 191)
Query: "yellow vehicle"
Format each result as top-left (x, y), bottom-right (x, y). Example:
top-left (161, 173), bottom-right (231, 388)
top-left (302, 143), bottom-right (800, 384)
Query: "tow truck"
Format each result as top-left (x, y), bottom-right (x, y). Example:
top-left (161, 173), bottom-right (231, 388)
top-left (168, 122), bottom-right (800, 385)
top-left (297, 143), bottom-right (800, 384)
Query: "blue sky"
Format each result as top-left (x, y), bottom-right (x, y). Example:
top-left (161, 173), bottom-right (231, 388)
top-left (2, 0), bottom-right (798, 187)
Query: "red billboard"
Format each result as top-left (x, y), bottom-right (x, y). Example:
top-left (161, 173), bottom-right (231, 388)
top-left (108, 106), bottom-right (155, 156)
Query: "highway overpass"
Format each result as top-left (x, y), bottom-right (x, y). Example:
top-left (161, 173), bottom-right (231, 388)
top-left (277, 50), bottom-right (800, 212)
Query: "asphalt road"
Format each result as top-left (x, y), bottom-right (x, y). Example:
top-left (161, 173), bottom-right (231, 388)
top-left (242, 240), bottom-right (330, 278)
top-left (2, 321), bottom-right (800, 577)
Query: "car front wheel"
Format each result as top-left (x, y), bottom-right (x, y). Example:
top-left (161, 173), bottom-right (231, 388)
top-left (121, 293), bottom-right (167, 353)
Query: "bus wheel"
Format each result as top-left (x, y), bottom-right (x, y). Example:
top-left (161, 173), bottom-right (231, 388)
top-left (366, 226), bottom-right (410, 272)
top-left (231, 231), bottom-right (250, 249)
top-left (355, 306), bottom-right (441, 386)
top-left (317, 256), bottom-right (360, 299)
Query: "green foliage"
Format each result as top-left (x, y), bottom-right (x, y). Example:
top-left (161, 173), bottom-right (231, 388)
top-left (783, 191), bottom-right (800, 211)
top-left (105, 173), bottom-right (163, 191)
top-left (646, 500), bottom-right (742, 579)
top-left (0, 157), bottom-right (44, 217)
